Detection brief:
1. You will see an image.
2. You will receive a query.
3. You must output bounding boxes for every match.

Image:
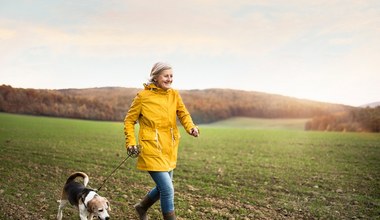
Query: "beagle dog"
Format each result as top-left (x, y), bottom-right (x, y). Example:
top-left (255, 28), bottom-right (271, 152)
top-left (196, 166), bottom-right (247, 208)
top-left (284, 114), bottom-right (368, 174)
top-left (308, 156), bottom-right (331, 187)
top-left (57, 172), bottom-right (111, 220)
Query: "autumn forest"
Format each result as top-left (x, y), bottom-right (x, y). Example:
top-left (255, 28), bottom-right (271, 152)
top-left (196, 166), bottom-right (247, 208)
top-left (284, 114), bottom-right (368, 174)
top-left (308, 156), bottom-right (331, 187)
top-left (0, 85), bottom-right (379, 132)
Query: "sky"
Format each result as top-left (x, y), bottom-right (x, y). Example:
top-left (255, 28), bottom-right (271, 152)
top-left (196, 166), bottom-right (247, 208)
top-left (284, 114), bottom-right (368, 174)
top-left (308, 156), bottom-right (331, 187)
top-left (1, 0), bottom-right (379, 106)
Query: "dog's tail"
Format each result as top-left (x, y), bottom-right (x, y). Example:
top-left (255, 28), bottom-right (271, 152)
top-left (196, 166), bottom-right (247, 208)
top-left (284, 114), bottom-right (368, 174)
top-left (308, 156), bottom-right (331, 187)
top-left (65, 172), bottom-right (89, 186)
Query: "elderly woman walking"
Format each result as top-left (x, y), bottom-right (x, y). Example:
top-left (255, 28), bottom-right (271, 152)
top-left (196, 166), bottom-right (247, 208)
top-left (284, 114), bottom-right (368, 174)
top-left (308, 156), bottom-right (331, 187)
top-left (124, 62), bottom-right (199, 220)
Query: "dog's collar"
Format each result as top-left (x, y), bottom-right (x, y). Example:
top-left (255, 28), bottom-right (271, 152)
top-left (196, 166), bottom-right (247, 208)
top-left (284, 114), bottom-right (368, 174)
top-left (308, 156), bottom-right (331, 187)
top-left (81, 190), bottom-right (97, 210)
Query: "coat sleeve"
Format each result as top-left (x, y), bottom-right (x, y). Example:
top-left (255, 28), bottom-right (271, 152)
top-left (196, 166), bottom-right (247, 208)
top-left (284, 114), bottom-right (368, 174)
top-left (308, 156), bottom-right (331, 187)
top-left (176, 91), bottom-right (198, 133)
top-left (124, 93), bottom-right (142, 148)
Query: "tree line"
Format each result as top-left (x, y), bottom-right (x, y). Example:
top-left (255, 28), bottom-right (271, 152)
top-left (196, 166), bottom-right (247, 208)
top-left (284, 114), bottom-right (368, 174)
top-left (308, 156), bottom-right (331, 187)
top-left (305, 107), bottom-right (380, 132)
top-left (180, 89), bottom-right (350, 123)
top-left (0, 85), bottom-right (119, 121)
top-left (3, 84), bottom-right (379, 132)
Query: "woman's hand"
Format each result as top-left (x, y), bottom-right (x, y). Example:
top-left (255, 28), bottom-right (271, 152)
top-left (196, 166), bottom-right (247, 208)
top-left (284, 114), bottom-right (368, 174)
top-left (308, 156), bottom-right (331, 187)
top-left (127, 145), bottom-right (140, 158)
top-left (190, 127), bottom-right (199, 137)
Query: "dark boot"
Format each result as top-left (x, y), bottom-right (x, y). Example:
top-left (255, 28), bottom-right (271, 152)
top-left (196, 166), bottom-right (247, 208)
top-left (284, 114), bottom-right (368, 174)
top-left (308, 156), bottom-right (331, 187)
top-left (134, 195), bottom-right (157, 220)
top-left (163, 211), bottom-right (176, 220)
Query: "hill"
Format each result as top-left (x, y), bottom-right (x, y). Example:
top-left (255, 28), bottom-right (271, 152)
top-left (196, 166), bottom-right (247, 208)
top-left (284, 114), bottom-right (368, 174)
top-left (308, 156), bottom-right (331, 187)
top-left (305, 106), bottom-right (380, 132)
top-left (360, 101), bottom-right (380, 108)
top-left (179, 89), bottom-right (351, 123)
top-left (0, 85), bottom-right (351, 124)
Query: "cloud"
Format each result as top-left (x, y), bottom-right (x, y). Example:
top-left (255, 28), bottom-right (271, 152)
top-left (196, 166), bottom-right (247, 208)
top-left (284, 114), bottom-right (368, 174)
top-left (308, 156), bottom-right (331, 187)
top-left (0, 28), bottom-right (15, 40)
top-left (1, 0), bottom-right (379, 105)
top-left (2, 0), bottom-right (379, 59)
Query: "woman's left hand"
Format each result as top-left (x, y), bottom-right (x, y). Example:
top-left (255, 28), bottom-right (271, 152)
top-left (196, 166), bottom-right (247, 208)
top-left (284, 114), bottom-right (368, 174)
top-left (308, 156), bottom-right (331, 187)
top-left (190, 127), bottom-right (199, 137)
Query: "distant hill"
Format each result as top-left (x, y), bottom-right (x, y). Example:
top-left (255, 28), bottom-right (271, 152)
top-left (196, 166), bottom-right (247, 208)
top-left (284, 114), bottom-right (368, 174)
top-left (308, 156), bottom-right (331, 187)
top-left (360, 102), bottom-right (380, 108)
top-left (305, 106), bottom-right (380, 132)
top-left (0, 85), bottom-right (352, 124)
top-left (183, 89), bottom-right (354, 122)
top-left (59, 87), bottom-right (140, 120)
top-left (57, 86), bottom-right (352, 124)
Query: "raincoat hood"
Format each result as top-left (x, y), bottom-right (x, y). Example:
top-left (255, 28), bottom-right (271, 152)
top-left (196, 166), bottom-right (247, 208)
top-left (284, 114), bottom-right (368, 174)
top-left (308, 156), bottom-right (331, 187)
top-left (143, 83), bottom-right (172, 93)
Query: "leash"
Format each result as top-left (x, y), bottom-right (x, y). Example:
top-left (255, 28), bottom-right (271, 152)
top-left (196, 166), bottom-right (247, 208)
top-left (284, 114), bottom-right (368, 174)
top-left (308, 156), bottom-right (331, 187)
top-left (96, 145), bottom-right (140, 192)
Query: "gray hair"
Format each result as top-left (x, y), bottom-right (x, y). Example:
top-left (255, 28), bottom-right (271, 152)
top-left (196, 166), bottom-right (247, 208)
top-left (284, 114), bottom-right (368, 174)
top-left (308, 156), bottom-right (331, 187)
top-left (148, 62), bottom-right (172, 83)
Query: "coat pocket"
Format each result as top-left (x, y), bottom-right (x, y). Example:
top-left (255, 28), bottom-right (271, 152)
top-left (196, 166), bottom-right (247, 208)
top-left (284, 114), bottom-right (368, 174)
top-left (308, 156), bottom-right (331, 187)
top-left (140, 129), bottom-right (161, 156)
top-left (140, 129), bottom-right (157, 141)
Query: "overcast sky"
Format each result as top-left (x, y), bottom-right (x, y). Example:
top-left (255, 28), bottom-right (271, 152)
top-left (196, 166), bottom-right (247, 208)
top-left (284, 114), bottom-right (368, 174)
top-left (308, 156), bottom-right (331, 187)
top-left (1, 0), bottom-right (379, 106)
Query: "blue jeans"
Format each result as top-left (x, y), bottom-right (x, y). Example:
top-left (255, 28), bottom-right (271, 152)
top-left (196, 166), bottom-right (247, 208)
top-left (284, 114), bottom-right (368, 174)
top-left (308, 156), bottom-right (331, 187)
top-left (147, 170), bottom-right (174, 214)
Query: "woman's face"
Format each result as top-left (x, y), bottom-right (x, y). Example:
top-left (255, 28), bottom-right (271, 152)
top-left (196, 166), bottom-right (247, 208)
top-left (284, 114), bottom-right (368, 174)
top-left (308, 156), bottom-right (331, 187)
top-left (155, 69), bottom-right (173, 90)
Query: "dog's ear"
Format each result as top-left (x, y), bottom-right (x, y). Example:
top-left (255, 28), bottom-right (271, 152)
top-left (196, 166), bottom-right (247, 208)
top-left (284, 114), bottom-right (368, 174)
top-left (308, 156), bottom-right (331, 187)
top-left (87, 199), bottom-right (96, 213)
top-left (106, 199), bottom-right (111, 211)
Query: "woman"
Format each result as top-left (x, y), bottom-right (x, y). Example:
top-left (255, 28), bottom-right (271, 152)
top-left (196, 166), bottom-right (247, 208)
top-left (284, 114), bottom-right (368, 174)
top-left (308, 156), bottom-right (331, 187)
top-left (124, 62), bottom-right (199, 220)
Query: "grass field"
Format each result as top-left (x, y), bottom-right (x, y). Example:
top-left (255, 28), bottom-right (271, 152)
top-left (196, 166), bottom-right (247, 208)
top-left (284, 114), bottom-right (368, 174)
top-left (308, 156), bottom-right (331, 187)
top-left (0, 112), bottom-right (379, 219)
top-left (206, 117), bottom-right (309, 130)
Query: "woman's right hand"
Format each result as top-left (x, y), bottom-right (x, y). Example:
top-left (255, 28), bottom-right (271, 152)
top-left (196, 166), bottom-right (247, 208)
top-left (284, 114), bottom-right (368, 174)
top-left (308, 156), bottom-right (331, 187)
top-left (127, 145), bottom-right (140, 157)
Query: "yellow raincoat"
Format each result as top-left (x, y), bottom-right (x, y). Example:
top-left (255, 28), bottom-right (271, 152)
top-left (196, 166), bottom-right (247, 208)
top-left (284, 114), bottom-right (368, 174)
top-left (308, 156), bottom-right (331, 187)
top-left (124, 83), bottom-right (197, 171)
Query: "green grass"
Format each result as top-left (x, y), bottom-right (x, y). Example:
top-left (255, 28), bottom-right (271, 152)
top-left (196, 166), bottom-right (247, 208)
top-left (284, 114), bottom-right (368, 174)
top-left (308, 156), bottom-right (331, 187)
top-left (0, 112), bottom-right (379, 219)
top-left (206, 117), bottom-right (310, 130)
